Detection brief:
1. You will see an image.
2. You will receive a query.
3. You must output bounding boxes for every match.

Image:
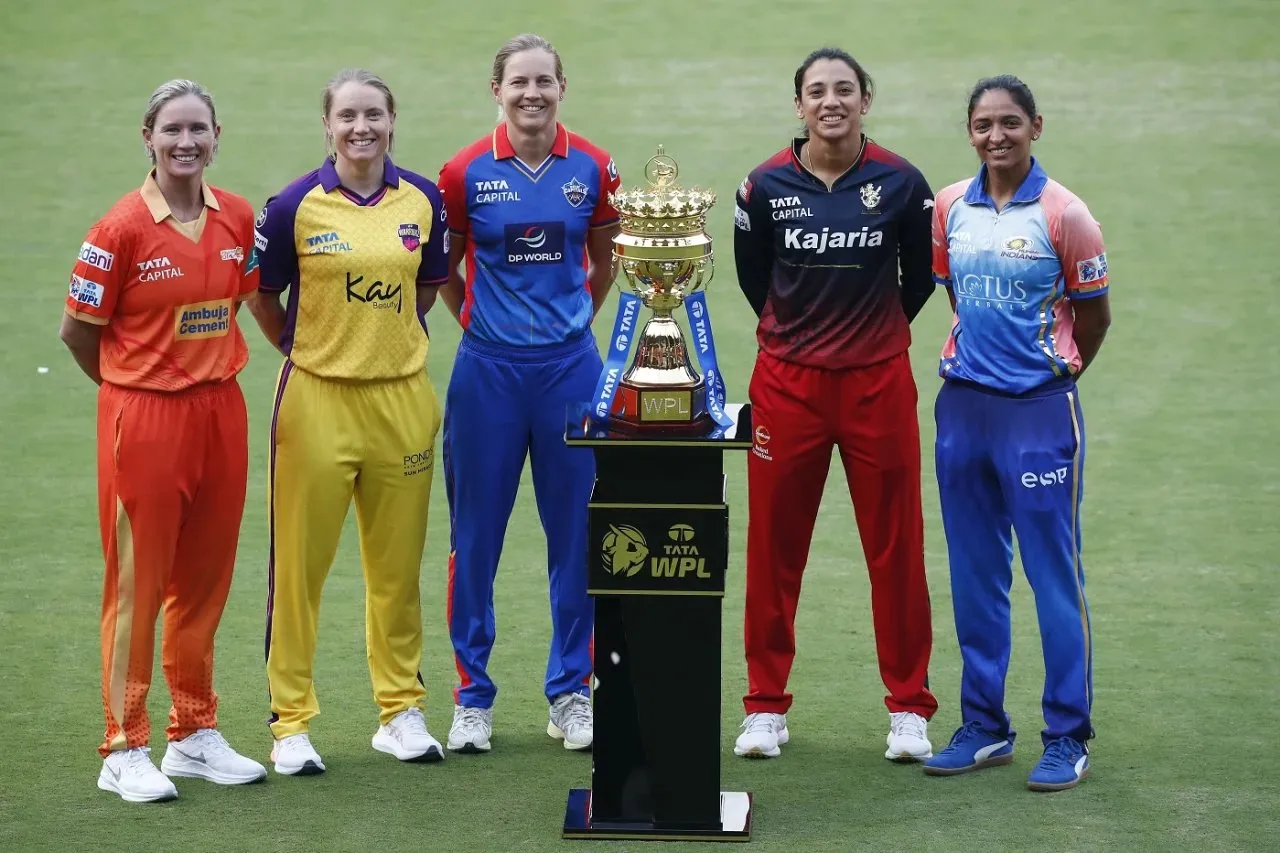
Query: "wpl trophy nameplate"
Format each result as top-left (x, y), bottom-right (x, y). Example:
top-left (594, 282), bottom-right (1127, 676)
top-left (590, 146), bottom-right (732, 437)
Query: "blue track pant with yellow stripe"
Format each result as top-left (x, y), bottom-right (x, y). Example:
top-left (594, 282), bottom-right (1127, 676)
top-left (934, 377), bottom-right (1094, 746)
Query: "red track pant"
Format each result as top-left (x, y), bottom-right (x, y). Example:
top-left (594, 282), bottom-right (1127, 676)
top-left (743, 350), bottom-right (937, 718)
top-left (97, 379), bottom-right (248, 757)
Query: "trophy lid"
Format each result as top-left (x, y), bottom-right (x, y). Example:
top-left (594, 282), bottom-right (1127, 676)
top-left (610, 145), bottom-right (716, 238)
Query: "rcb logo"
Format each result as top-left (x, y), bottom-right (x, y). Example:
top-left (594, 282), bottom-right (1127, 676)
top-left (602, 525), bottom-right (649, 577)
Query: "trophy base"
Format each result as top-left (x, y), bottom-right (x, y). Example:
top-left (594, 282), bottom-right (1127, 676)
top-left (608, 382), bottom-right (713, 437)
top-left (562, 789), bottom-right (753, 843)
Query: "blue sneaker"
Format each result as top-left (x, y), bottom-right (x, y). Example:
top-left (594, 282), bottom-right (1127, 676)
top-left (1027, 737), bottom-right (1089, 791)
top-left (922, 722), bottom-right (1015, 776)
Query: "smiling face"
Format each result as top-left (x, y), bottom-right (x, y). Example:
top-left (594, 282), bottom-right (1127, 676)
top-left (143, 94), bottom-right (219, 181)
top-left (795, 58), bottom-right (869, 144)
top-left (493, 48), bottom-right (563, 136)
top-left (323, 81), bottom-right (394, 166)
top-left (968, 88), bottom-right (1042, 171)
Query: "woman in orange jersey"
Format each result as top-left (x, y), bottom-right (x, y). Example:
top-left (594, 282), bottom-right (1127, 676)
top-left (59, 79), bottom-right (267, 804)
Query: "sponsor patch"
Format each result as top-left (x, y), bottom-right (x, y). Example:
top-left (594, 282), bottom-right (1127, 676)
top-left (504, 222), bottom-right (566, 265)
top-left (69, 274), bottom-right (104, 308)
top-left (78, 242), bottom-right (114, 272)
top-left (174, 298), bottom-right (233, 340)
top-left (255, 207), bottom-right (267, 229)
top-left (734, 206), bottom-right (751, 231)
top-left (220, 247), bottom-right (244, 262)
top-left (1077, 253), bottom-right (1109, 283)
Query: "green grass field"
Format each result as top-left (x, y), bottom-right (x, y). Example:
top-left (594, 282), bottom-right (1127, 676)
top-left (2, 1), bottom-right (1278, 850)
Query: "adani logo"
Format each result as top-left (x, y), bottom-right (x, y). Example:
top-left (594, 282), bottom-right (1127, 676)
top-left (504, 221), bottom-right (565, 265)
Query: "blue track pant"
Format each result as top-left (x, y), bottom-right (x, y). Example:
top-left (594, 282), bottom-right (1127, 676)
top-left (444, 331), bottom-right (600, 709)
top-left (934, 378), bottom-right (1094, 746)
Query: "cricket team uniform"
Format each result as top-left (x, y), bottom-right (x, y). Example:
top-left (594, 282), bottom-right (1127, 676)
top-left (732, 138), bottom-right (939, 755)
top-left (926, 159), bottom-right (1108, 788)
top-left (254, 157), bottom-right (448, 758)
top-left (68, 172), bottom-right (264, 797)
top-left (436, 123), bottom-right (620, 732)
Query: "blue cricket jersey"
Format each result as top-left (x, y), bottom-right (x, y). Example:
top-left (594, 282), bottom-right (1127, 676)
top-left (438, 123), bottom-right (621, 347)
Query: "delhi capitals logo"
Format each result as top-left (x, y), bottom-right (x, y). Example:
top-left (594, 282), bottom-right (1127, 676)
top-left (561, 176), bottom-right (588, 208)
top-left (398, 223), bottom-right (421, 252)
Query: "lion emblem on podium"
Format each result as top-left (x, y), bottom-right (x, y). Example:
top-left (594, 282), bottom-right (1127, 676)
top-left (602, 525), bottom-right (649, 577)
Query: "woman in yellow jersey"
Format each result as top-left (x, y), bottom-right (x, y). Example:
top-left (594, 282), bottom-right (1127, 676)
top-left (246, 68), bottom-right (449, 776)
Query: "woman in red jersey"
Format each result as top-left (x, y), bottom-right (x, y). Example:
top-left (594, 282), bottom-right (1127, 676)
top-left (60, 79), bottom-right (266, 803)
top-left (731, 47), bottom-right (939, 763)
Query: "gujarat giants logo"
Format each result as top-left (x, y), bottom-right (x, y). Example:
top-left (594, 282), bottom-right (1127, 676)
top-left (602, 525), bottom-right (649, 577)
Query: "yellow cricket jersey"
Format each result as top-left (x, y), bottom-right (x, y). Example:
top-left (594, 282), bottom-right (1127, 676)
top-left (251, 156), bottom-right (449, 380)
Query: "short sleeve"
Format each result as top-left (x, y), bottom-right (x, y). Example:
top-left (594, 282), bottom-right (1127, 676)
top-left (437, 158), bottom-right (469, 236)
top-left (235, 202), bottom-right (260, 299)
top-left (1056, 200), bottom-right (1109, 299)
top-left (417, 184), bottom-right (449, 286)
top-left (66, 220), bottom-right (128, 325)
top-left (931, 196), bottom-right (952, 287)
top-left (250, 193), bottom-right (299, 294)
top-left (591, 156), bottom-right (622, 228)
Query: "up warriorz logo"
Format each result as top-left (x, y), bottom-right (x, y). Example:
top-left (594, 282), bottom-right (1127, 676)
top-left (602, 525), bottom-right (649, 577)
top-left (403, 448), bottom-right (433, 476)
top-left (561, 176), bottom-right (589, 208)
top-left (398, 223), bottom-right (421, 252)
top-left (79, 242), bottom-right (114, 272)
top-left (68, 274), bottom-right (104, 308)
top-left (175, 299), bottom-right (232, 340)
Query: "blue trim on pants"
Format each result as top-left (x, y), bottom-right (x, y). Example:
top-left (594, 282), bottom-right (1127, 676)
top-left (444, 331), bottom-right (600, 709)
top-left (934, 378), bottom-right (1094, 746)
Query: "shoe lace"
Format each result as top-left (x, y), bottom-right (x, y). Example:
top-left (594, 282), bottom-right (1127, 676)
top-left (892, 712), bottom-right (927, 740)
top-left (1041, 737), bottom-right (1082, 766)
top-left (947, 720), bottom-right (988, 747)
top-left (741, 713), bottom-right (780, 735)
top-left (185, 728), bottom-right (232, 756)
top-left (123, 747), bottom-right (157, 772)
top-left (455, 707), bottom-right (488, 730)
top-left (395, 708), bottom-right (429, 736)
top-left (558, 694), bottom-right (592, 730)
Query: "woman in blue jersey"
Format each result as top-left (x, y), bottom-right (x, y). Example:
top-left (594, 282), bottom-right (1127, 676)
top-left (436, 33), bottom-right (622, 754)
top-left (923, 75), bottom-right (1111, 792)
top-left (247, 68), bottom-right (449, 776)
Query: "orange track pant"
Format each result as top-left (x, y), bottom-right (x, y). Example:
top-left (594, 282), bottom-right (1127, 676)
top-left (96, 379), bottom-right (248, 757)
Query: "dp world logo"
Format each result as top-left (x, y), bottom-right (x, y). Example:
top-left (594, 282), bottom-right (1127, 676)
top-left (514, 226), bottom-right (547, 249)
top-left (602, 524), bottom-right (649, 577)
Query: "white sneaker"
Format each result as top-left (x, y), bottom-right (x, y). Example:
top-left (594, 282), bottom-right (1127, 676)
top-left (548, 692), bottom-right (593, 750)
top-left (447, 705), bottom-right (493, 753)
top-left (885, 711), bottom-right (933, 762)
top-left (162, 729), bottom-right (268, 785)
top-left (372, 708), bottom-right (444, 762)
top-left (734, 713), bottom-right (789, 758)
top-left (271, 733), bottom-right (326, 776)
top-left (97, 747), bottom-right (178, 803)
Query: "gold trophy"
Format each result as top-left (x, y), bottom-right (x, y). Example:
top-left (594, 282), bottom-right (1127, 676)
top-left (605, 146), bottom-right (718, 435)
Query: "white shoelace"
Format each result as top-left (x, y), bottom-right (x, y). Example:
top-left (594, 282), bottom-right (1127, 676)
top-left (394, 708), bottom-right (429, 736)
top-left (742, 713), bottom-right (780, 735)
top-left (454, 707), bottom-right (489, 730)
top-left (123, 746), bottom-right (158, 772)
top-left (182, 729), bottom-right (232, 756)
top-left (557, 695), bottom-right (592, 731)
top-left (892, 712), bottom-right (927, 740)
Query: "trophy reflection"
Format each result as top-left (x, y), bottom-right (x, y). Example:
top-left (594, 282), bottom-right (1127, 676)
top-left (606, 146), bottom-right (717, 435)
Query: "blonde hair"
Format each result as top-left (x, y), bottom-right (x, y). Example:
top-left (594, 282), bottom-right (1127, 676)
top-left (142, 79), bottom-right (218, 164)
top-left (322, 68), bottom-right (397, 160)
top-left (490, 34), bottom-right (566, 123)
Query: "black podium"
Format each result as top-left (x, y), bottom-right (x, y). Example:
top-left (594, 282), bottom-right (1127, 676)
top-left (561, 402), bottom-right (755, 843)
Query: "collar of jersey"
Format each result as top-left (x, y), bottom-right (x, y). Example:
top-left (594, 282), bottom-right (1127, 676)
top-left (318, 156), bottom-right (400, 194)
top-left (963, 157), bottom-right (1048, 208)
top-left (492, 122), bottom-right (570, 160)
top-left (140, 170), bottom-right (219, 223)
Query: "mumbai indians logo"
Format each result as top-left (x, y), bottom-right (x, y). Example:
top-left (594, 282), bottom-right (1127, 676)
top-left (561, 176), bottom-right (588, 208)
top-left (398, 223), bottom-right (421, 252)
top-left (602, 525), bottom-right (649, 577)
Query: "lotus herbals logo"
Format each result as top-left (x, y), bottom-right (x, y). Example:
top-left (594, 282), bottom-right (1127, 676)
top-left (602, 525), bottom-right (649, 577)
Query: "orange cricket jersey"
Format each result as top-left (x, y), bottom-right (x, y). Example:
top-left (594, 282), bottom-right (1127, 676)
top-left (66, 172), bottom-right (260, 392)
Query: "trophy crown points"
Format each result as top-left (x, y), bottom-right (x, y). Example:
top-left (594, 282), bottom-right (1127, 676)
top-left (610, 146), bottom-right (717, 235)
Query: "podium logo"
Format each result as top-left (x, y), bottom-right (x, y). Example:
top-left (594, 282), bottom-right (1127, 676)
top-left (668, 524), bottom-right (695, 543)
top-left (654, 524), bottom-right (709, 578)
top-left (602, 525), bottom-right (649, 577)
